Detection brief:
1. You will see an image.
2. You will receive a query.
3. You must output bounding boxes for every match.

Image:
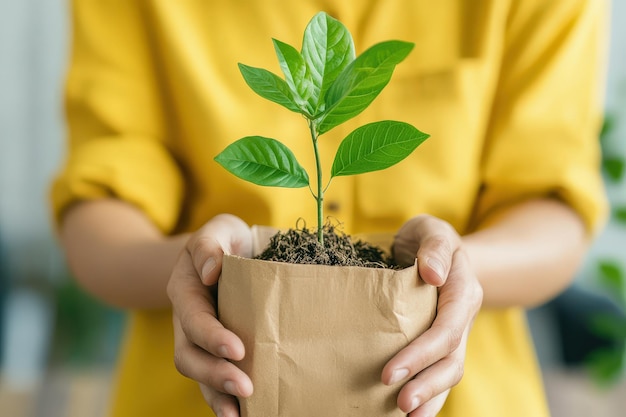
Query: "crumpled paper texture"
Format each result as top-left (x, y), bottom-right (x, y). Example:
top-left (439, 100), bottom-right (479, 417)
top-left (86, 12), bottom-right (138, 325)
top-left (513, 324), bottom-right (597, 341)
top-left (218, 227), bottom-right (438, 417)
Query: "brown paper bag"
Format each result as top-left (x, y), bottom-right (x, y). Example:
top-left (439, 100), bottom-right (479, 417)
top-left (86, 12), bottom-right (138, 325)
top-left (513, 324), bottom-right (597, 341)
top-left (218, 227), bottom-right (438, 417)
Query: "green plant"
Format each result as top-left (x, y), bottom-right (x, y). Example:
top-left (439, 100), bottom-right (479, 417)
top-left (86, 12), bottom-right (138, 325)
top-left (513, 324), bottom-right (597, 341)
top-left (52, 278), bottom-right (125, 367)
top-left (600, 113), bottom-right (626, 183)
top-left (585, 113), bottom-right (626, 386)
top-left (215, 12), bottom-right (429, 245)
top-left (586, 260), bottom-right (626, 386)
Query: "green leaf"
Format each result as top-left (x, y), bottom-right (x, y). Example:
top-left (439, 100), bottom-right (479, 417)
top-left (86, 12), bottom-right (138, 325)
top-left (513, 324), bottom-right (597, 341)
top-left (586, 348), bottom-right (624, 387)
top-left (600, 114), bottom-right (615, 143)
top-left (602, 157), bottom-right (624, 182)
top-left (238, 63), bottom-right (302, 114)
top-left (273, 39), bottom-right (313, 113)
top-left (588, 313), bottom-right (626, 340)
top-left (331, 121), bottom-right (429, 177)
top-left (597, 260), bottom-right (625, 306)
top-left (317, 41), bottom-right (414, 134)
top-left (215, 136), bottom-right (309, 188)
top-left (301, 12), bottom-right (355, 114)
top-left (614, 206), bottom-right (626, 224)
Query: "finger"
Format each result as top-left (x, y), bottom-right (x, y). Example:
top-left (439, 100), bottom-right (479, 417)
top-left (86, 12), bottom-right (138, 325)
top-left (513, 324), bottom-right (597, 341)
top-left (173, 315), bottom-right (253, 398)
top-left (382, 320), bottom-right (460, 387)
top-left (382, 251), bottom-right (481, 385)
top-left (394, 215), bottom-right (459, 286)
top-left (408, 390), bottom-right (450, 417)
top-left (169, 251), bottom-right (246, 359)
top-left (417, 242), bottom-right (452, 287)
top-left (188, 214), bottom-right (252, 286)
top-left (414, 220), bottom-right (458, 286)
top-left (180, 308), bottom-right (246, 361)
top-left (397, 340), bottom-right (466, 413)
top-left (199, 384), bottom-right (241, 417)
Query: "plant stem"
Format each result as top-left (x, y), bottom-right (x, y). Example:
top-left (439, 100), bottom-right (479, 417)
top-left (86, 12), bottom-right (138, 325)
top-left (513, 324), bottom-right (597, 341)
top-left (309, 120), bottom-right (324, 246)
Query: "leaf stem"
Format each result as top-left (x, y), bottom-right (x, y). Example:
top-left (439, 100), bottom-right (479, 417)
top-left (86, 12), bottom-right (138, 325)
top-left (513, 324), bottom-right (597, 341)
top-left (309, 120), bottom-right (324, 246)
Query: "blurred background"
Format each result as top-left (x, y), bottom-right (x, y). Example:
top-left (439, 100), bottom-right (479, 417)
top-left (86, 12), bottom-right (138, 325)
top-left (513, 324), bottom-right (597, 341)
top-left (0, 1), bottom-right (624, 416)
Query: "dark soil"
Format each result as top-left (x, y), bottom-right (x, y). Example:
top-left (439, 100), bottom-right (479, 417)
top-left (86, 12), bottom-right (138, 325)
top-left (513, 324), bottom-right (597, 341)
top-left (255, 223), bottom-right (398, 269)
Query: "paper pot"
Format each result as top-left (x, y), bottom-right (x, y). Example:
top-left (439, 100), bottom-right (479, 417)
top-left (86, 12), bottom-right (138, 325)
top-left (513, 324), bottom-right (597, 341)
top-left (217, 227), bottom-right (438, 417)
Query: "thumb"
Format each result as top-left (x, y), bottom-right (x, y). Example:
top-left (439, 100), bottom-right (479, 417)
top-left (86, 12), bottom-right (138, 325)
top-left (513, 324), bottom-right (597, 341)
top-left (188, 214), bottom-right (252, 286)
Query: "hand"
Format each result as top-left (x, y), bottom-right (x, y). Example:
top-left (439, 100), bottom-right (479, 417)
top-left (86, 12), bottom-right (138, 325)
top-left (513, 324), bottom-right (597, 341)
top-left (167, 214), bottom-right (254, 417)
top-left (383, 215), bottom-right (483, 416)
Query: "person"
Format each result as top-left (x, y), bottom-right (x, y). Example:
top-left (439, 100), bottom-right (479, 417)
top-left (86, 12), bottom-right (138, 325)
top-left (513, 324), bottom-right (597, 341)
top-left (51, 1), bottom-right (609, 416)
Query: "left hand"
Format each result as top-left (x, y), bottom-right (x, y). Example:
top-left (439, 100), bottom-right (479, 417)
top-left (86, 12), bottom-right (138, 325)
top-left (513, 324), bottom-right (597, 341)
top-left (383, 214), bottom-right (483, 416)
top-left (167, 214), bottom-right (254, 417)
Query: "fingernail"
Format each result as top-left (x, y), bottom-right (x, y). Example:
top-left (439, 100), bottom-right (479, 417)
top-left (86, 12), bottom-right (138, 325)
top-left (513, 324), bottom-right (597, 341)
top-left (427, 257), bottom-right (445, 279)
top-left (389, 368), bottom-right (410, 384)
top-left (410, 396), bottom-right (420, 411)
top-left (201, 257), bottom-right (217, 281)
top-left (223, 380), bottom-right (238, 396)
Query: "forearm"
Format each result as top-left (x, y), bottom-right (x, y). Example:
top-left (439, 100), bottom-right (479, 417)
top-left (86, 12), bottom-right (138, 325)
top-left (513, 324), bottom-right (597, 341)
top-left (60, 199), bottom-right (189, 309)
top-left (463, 198), bottom-right (589, 308)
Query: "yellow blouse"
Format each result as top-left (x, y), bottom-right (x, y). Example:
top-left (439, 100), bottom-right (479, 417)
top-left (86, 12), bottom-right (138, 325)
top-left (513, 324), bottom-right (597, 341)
top-left (52, 1), bottom-right (608, 416)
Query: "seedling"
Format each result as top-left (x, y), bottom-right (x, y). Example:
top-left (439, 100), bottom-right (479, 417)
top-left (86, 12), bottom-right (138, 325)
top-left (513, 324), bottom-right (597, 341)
top-left (215, 12), bottom-right (429, 246)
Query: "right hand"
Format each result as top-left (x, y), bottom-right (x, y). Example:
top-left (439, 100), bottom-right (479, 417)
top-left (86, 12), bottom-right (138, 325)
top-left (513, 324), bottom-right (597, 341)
top-left (167, 214), bottom-right (254, 417)
top-left (385, 215), bottom-right (483, 415)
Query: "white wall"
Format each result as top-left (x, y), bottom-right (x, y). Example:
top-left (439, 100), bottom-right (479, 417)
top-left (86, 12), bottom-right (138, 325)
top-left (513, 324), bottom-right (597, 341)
top-left (0, 0), bottom-right (68, 285)
top-left (0, 0), bottom-right (68, 386)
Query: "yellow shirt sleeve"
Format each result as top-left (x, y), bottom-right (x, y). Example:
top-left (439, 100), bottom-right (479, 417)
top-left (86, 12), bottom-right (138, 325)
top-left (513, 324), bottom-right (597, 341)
top-left (50, 1), bottom-right (184, 233)
top-left (474, 0), bottom-right (609, 235)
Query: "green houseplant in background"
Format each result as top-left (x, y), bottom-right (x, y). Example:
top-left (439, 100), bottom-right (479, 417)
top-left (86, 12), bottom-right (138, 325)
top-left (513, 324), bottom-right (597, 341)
top-left (585, 114), bottom-right (626, 386)
top-left (586, 260), bottom-right (626, 385)
top-left (51, 278), bottom-right (125, 368)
